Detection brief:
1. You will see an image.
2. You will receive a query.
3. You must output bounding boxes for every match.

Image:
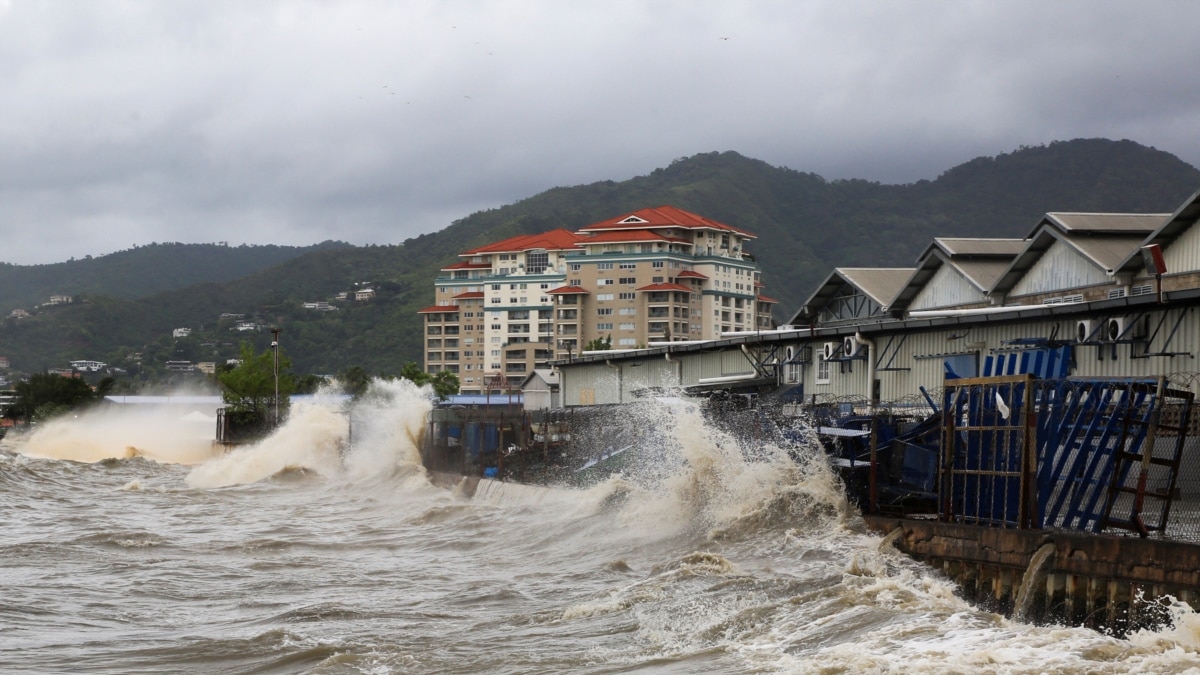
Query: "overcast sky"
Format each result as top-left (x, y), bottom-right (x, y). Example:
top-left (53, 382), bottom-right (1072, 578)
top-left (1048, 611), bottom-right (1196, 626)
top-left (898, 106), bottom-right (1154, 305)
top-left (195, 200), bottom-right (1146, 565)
top-left (2, 0), bottom-right (1199, 265)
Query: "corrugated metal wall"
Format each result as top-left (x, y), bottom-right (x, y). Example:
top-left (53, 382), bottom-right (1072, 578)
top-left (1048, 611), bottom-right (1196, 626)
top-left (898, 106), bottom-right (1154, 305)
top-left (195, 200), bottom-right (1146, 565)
top-left (559, 349), bottom-right (757, 406)
top-left (1010, 242), bottom-right (1109, 297)
top-left (1165, 225), bottom-right (1200, 275)
top-left (910, 265), bottom-right (987, 310)
top-left (793, 306), bottom-right (1200, 405)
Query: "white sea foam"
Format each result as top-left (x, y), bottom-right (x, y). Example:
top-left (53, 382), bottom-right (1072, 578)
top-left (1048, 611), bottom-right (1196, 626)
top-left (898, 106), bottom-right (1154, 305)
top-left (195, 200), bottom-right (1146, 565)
top-left (187, 378), bottom-right (433, 488)
top-left (14, 404), bottom-right (220, 465)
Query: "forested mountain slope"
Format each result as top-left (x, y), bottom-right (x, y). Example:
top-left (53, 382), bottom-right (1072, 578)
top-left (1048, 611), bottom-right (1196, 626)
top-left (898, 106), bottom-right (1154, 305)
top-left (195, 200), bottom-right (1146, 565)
top-left (2, 139), bottom-right (1197, 378)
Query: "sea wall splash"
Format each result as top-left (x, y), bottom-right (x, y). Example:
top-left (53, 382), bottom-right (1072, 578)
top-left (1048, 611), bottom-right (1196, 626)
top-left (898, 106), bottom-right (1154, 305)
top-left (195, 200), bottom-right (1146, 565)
top-left (187, 378), bottom-right (434, 489)
top-left (586, 397), bottom-right (849, 541)
top-left (340, 378), bottom-right (431, 481)
top-left (13, 405), bottom-right (219, 465)
top-left (185, 399), bottom-right (348, 488)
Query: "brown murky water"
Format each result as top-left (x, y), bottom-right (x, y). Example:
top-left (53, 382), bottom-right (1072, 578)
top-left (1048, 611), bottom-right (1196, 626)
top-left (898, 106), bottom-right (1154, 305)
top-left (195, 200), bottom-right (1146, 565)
top-left (3, 381), bottom-right (1200, 673)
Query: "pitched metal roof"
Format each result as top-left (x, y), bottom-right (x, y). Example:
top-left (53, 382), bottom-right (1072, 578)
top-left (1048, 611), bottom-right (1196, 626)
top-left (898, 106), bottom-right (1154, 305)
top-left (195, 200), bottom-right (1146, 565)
top-left (1028, 212), bottom-right (1166, 237)
top-left (1112, 187), bottom-right (1200, 276)
top-left (951, 259), bottom-right (1013, 291)
top-left (836, 268), bottom-right (916, 306)
top-left (790, 268), bottom-right (915, 324)
top-left (928, 237), bottom-right (1028, 257)
top-left (990, 227), bottom-right (1148, 294)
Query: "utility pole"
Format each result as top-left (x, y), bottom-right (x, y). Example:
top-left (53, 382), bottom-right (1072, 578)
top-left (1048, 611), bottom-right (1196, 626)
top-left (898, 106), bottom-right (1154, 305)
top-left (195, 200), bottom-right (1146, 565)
top-left (271, 327), bottom-right (281, 426)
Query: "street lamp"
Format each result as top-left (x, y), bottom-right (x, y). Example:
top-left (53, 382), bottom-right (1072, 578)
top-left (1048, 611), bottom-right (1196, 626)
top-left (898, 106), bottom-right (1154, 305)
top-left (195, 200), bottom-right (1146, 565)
top-left (271, 327), bottom-right (281, 426)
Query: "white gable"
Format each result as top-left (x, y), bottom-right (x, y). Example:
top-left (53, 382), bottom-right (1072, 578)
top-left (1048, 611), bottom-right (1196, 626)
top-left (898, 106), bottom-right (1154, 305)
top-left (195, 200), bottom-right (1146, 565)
top-left (617, 216), bottom-right (649, 224)
top-left (1010, 240), bottom-right (1108, 297)
top-left (909, 264), bottom-right (988, 310)
top-left (1162, 220), bottom-right (1200, 276)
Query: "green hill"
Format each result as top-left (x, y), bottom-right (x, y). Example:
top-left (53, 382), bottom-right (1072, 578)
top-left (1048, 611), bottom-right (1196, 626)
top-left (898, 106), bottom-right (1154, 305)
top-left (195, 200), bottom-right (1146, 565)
top-left (2, 139), bottom-right (1197, 381)
top-left (0, 241), bottom-right (354, 314)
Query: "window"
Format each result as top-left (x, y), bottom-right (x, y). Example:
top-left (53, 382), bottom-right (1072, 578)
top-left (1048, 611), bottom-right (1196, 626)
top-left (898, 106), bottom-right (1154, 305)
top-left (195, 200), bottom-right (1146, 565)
top-left (597, 293), bottom-right (614, 301)
top-left (619, 323), bottom-right (635, 330)
top-left (597, 279), bottom-right (614, 286)
top-left (596, 322), bottom-right (613, 330)
top-left (652, 261), bottom-right (664, 269)
top-left (652, 276), bottom-right (664, 283)
top-left (619, 262), bottom-right (637, 269)
top-left (596, 308), bottom-right (613, 315)
top-left (491, 284), bottom-right (500, 291)
top-left (817, 355), bottom-right (831, 384)
top-left (598, 262), bottom-right (614, 270)
top-left (619, 292), bottom-right (636, 300)
top-left (618, 338), bottom-right (637, 346)
top-left (619, 277), bottom-right (636, 285)
top-left (569, 263), bottom-right (581, 271)
top-left (618, 308), bottom-right (636, 315)
top-left (525, 250), bottom-right (548, 274)
top-left (490, 297), bottom-right (501, 304)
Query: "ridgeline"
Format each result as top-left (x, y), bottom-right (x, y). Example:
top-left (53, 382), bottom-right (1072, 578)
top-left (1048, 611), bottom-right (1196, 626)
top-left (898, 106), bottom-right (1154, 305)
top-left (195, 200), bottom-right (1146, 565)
top-left (1, 138), bottom-right (1197, 381)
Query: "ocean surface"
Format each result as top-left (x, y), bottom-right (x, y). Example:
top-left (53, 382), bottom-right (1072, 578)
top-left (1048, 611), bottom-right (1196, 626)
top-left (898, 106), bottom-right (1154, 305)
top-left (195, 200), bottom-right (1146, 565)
top-left (4, 380), bottom-right (1200, 674)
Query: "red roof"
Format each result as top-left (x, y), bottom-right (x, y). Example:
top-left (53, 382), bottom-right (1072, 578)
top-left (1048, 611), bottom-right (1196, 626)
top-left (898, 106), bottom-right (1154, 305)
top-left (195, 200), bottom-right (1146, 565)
top-left (756, 294), bottom-right (779, 304)
top-left (578, 206), bottom-right (755, 237)
top-left (462, 228), bottom-right (585, 255)
top-left (576, 229), bottom-right (692, 245)
top-left (452, 291), bottom-right (484, 299)
top-left (417, 305), bottom-right (460, 314)
top-left (676, 270), bottom-right (709, 279)
top-left (636, 283), bottom-right (693, 293)
top-left (442, 261), bottom-right (492, 270)
top-left (546, 285), bottom-right (590, 295)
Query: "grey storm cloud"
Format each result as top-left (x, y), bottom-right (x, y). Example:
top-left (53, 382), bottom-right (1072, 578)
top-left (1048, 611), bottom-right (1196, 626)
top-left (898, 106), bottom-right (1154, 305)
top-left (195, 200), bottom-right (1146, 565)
top-left (2, 0), bottom-right (1199, 264)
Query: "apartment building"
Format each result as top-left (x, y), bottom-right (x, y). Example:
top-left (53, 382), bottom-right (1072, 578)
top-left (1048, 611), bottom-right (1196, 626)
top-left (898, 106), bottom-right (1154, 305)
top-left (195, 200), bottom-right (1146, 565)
top-left (419, 207), bottom-right (774, 394)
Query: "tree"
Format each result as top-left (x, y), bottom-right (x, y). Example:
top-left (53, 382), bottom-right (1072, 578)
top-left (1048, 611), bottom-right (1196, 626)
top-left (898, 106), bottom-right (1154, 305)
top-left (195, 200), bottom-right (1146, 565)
top-left (219, 342), bottom-right (296, 424)
top-left (294, 373), bottom-right (327, 395)
top-left (397, 361), bottom-right (460, 400)
top-left (583, 334), bottom-right (612, 351)
top-left (6, 373), bottom-right (99, 423)
top-left (337, 365), bottom-right (371, 398)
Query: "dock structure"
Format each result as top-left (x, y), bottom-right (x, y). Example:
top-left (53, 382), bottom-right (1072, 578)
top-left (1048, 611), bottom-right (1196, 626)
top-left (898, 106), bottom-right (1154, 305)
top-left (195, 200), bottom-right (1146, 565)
top-left (827, 373), bottom-right (1200, 635)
